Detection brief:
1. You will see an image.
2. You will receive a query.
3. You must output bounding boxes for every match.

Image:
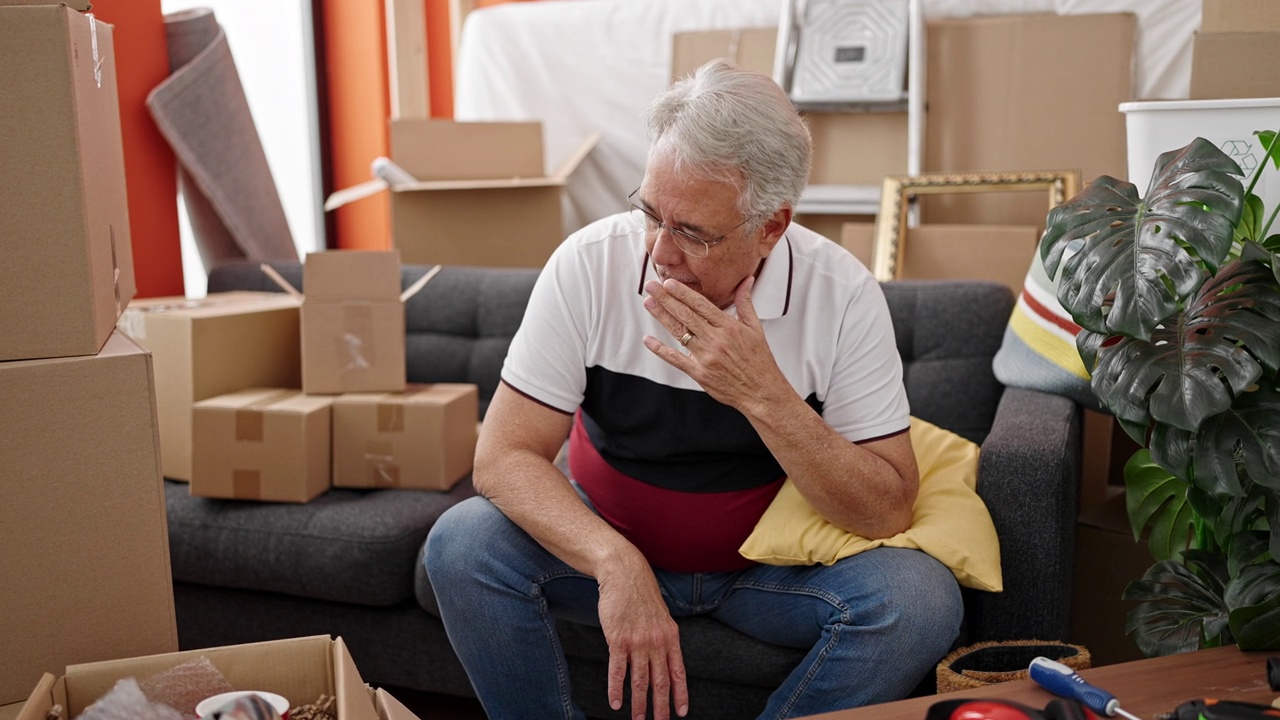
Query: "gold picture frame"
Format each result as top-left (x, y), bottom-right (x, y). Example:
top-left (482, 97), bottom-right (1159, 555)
top-left (871, 170), bottom-right (1082, 281)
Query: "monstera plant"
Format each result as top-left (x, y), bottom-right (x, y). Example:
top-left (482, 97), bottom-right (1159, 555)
top-left (1041, 134), bottom-right (1280, 655)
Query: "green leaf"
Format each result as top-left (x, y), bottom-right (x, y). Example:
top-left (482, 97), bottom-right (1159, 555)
top-left (1124, 557), bottom-right (1230, 655)
top-left (1191, 382), bottom-right (1280, 495)
top-left (1235, 194), bottom-right (1265, 244)
top-left (1125, 449), bottom-right (1196, 560)
top-left (1256, 130), bottom-right (1280, 170)
top-left (1227, 530), bottom-right (1272, 576)
top-left (1087, 257), bottom-right (1280, 432)
top-left (1224, 557), bottom-right (1280, 610)
top-left (1041, 138), bottom-right (1244, 339)
top-left (1229, 592), bottom-right (1280, 650)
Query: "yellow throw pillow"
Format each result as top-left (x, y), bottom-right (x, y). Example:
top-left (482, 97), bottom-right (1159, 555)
top-left (738, 417), bottom-right (1002, 592)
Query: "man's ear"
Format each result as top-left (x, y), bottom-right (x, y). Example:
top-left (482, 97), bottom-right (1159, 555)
top-left (756, 205), bottom-right (793, 256)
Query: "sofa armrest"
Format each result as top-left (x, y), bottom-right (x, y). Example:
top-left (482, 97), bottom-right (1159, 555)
top-left (966, 387), bottom-right (1082, 643)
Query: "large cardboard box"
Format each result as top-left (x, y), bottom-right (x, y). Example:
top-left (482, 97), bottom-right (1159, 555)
top-left (325, 120), bottom-right (597, 268)
top-left (17, 636), bottom-right (420, 720)
top-left (297, 250), bottom-right (407, 394)
top-left (1190, 32), bottom-right (1280, 99)
top-left (1200, 0), bottom-right (1280, 33)
top-left (923, 13), bottom-right (1135, 233)
top-left (118, 291), bottom-right (302, 481)
top-left (191, 388), bottom-right (334, 502)
top-left (332, 383), bottom-right (479, 490)
top-left (0, 4), bottom-right (137, 362)
top-left (840, 223), bottom-right (1039, 294)
top-left (0, 330), bottom-right (177, 705)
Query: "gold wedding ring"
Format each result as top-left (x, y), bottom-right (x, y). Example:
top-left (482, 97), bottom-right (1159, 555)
top-left (678, 331), bottom-right (693, 347)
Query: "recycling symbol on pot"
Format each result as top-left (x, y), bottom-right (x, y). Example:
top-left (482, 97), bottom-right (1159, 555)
top-left (1220, 139), bottom-right (1259, 173)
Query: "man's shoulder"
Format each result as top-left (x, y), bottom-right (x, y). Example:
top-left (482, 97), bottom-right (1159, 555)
top-left (785, 222), bottom-right (878, 291)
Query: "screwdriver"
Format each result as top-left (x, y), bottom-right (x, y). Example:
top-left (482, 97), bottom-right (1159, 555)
top-left (1029, 656), bottom-right (1144, 720)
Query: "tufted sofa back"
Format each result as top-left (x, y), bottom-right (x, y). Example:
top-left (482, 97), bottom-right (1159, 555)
top-left (207, 263), bottom-right (1013, 434)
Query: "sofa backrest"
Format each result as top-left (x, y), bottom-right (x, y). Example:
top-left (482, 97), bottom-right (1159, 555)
top-left (207, 263), bottom-right (1012, 436)
top-left (883, 281), bottom-right (1013, 444)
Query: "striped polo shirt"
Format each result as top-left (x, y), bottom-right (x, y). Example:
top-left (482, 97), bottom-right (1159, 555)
top-left (501, 212), bottom-right (909, 573)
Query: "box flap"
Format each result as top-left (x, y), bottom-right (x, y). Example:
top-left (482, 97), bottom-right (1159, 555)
top-left (323, 178), bottom-right (386, 212)
top-left (389, 119), bottom-right (543, 180)
top-left (14, 674), bottom-right (61, 720)
top-left (375, 688), bottom-right (423, 720)
top-left (193, 387), bottom-right (297, 410)
top-left (303, 250), bottom-right (402, 301)
top-left (550, 133), bottom-right (600, 183)
top-left (333, 637), bottom-right (379, 720)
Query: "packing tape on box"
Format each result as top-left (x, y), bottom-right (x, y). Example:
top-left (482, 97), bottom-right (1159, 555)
top-left (338, 304), bottom-right (376, 373)
top-left (232, 469), bottom-right (261, 499)
top-left (377, 403), bottom-right (405, 432)
top-left (146, 7), bottom-right (298, 268)
top-left (365, 440), bottom-right (400, 487)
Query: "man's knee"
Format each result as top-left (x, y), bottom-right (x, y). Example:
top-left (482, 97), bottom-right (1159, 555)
top-left (424, 495), bottom-right (505, 581)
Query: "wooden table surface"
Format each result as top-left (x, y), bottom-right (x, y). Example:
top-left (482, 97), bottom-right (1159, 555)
top-left (806, 646), bottom-right (1276, 720)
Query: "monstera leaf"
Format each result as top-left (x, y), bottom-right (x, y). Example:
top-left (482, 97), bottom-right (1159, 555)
top-left (1041, 138), bottom-right (1245, 340)
top-left (1125, 450), bottom-right (1196, 562)
top-left (1186, 381), bottom-right (1280, 496)
top-left (1224, 557), bottom-right (1280, 650)
top-left (1125, 552), bottom-right (1231, 655)
top-left (1088, 256), bottom-right (1280, 434)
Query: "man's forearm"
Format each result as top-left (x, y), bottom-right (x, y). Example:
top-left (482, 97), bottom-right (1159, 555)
top-left (739, 390), bottom-right (916, 538)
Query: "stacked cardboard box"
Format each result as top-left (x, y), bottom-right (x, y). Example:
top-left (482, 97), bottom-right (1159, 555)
top-left (128, 251), bottom-right (478, 503)
top-left (0, 2), bottom-right (177, 707)
top-left (1191, 0), bottom-right (1280, 99)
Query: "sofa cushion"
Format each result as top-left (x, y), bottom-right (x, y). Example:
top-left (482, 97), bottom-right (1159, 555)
top-left (167, 479), bottom-right (475, 606)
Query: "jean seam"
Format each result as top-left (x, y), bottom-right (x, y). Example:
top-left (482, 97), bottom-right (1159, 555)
top-left (776, 620), bottom-right (842, 720)
top-left (729, 579), bottom-right (853, 620)
top-left (531, 582), bottom-right (580, 720)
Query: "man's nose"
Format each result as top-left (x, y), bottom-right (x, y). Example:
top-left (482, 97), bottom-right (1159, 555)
top-left (651, 226), bottom-right (686, 265)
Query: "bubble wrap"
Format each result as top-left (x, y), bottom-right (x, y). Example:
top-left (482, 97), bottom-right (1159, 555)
top-left (74, 678), bottom-right (184, 720)
top-left (138, 656), bottom-right (235, 718)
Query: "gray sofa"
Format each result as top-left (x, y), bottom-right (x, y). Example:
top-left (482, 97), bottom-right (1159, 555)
top-left (166, 260), bottom-right (1081, 719)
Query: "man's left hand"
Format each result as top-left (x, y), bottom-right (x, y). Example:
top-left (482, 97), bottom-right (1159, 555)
top-left (642, 276), bottom-right (786, 413)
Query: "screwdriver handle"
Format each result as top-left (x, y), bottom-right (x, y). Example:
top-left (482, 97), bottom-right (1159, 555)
top-left (1029, 656), bottom-right (1122, 717)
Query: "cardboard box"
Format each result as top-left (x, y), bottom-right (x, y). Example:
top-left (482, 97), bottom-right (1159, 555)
top-left (923, 13), bottom-right (1135, 233)
top-left (0, 4), bottom-right (137, 362)
top-left (292, 250), bottom-right (408, 395)
top-left (1200, 0), bottom-right (1280, 33)
top-left (118, 291), bottom-right (302, 481)
top-left (325, 120), bottom-right (597, 268)
top-left (839, 223), bottom-right (1039, 294)
top-left (17, 636), bottom-right (420, 720)
top-left (191, 388), bottom-right (334, 503)
top-left (332, 383), bottom-right (479, 490)
top-left (1190, 32), bottom-right (1280, 99)
top-left (0, 330), bottom-right (177, 705)
top-left (1068, 489), bottom-right (1153, 666)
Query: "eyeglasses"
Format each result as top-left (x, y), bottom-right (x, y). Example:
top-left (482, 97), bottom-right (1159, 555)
top-left (627, 188), bottom-right (754, 259)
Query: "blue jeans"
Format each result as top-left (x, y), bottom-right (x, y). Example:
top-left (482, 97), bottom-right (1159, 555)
top-left (424, 495), bottom-right (963, 720)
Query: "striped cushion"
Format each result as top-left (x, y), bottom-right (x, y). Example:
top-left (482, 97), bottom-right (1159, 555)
top-left (992, 244), bottom-right (1103, 411)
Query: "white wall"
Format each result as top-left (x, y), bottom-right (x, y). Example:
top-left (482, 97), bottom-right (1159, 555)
top-left (159, 0), bottom-right (323, 297)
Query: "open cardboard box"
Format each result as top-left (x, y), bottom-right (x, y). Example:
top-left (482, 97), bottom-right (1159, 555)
top-left (17, 636), bottom-right (420, 720)
top-left (325, 120), bottom-right (599, 268)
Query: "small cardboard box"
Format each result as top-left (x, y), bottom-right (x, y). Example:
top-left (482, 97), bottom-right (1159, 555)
top-left (0, 4), bottom-right (137, 362)
top-left (332, 383), bottom-right (479, 490)
top-left (191, 388), bottom-right (334, 503)
top-left (0, 330), bottom-right (177, 705)
top-left (17, 635), bottom-right (421, 720)
top-left (282, 250), bottom-right (409, 395)
top-left (325, 120), bottom-right (598, 268)
top-left (118, 291), bottom-right (302, 481)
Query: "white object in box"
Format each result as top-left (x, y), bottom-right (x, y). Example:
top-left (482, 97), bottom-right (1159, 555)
top-left (1120, 98), bottom-right (1280, 215)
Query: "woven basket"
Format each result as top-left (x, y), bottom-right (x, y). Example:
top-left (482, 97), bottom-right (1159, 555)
top-left (936, 640), bottom-right (1091, 693)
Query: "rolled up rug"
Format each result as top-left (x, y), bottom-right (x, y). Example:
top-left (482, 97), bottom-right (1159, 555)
top-left (937, 640), bottom-right (1091, 693)
top-left (146, 7), bottom-right (298, 270)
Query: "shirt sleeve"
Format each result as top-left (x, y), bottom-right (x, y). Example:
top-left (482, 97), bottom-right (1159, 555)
top-left (821, 276), bottom-right (911, 442)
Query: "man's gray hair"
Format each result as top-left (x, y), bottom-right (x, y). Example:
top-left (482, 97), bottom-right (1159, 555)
top-left (647, 58), bottom-right (812, 225)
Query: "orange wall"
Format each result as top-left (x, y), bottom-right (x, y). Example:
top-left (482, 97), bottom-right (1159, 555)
top-left (91, 0), bottom-right (185, 297)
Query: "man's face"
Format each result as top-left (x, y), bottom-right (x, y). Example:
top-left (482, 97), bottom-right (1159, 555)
top-left (636, 147), bottom-right (777, 309)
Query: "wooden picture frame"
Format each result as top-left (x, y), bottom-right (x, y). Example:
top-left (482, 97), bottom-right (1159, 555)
top-left (871, 170), bottom-right (1081, 281)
